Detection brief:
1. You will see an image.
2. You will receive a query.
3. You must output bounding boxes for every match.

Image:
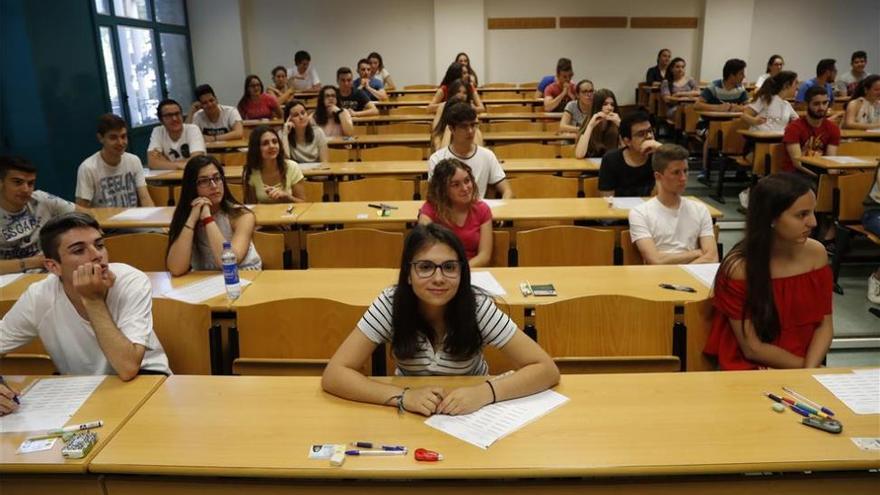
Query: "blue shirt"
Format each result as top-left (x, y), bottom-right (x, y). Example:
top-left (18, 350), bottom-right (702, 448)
top-left (353, 77), bottom-right (384, 101)
top-left (537, 75), bottom-right (556, 93)
top-left (795, 78), bottom-right (834, 103)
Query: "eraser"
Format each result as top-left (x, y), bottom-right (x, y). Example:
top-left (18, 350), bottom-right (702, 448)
top-left (329, 444), bottom-right (346, 467)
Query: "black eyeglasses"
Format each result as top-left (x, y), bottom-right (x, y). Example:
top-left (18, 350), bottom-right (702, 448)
top-left (411, 260), bottom-right (463, 279)
top-left (161, 111), bottom-right (182, 120)
top-left (196, 174), bottom-right (222, 188)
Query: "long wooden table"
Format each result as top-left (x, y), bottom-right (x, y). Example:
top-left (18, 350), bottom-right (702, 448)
top-left (88, 203), bottom-right (310, 229)
top-left (89, 370), bottom-right (879, 494)
top-left (798, 155), bottom-right (879, 173)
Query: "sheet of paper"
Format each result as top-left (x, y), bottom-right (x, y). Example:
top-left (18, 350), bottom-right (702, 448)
top-left (586, 158), bottom-right (602, 166)
top-left (851, 438), bottom-right (880, 451)
top-left (680, 262), bottom-right (720, 288)
top-left (108, 207), bottom-right (167, 221)
top-left (471, 271), bottom-right (506, 296)
top-left (142, 168), bottom-right (168, 177)
top-left (18, 437), bottom-right (57, 454)
top-left (162, 274), bottom-right (252, 304)
top-left (823, 156), bottom-right (870, 164)
top-left (483, 199), bottom-right (506, 209)
top-left (424, 390), bottom-right (569, 449)
top-left (813, 372), bottom-right (880, 415)
top-left (611, 197), bottom-right (645, 209)
top-left (0, 273), bottom-right (25, 288)
top-left (298, 162), bottom-right (327, 171)
top-left (0, 376), bottom-right (105, 433)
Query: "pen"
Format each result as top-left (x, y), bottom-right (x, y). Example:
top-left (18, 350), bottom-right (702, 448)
top-left (782, 386), bottom-right (835, 416)
top-left (285, 205), bottom-right (294, 214)
top-left (0, 376), bottom-right (20, 405)
top-left (779, 395), bottom-right (833, 419)
top-left (49, 420), bottom-right (104, 435)
top-left (526, 280), bottom-right (533, 295)
top-left (351, 442), bottom-right (406, 451)
top-left (367, 203), bottom-right (399, 210)
top-left (345, 449), bottom-right (407, 456)
top-left (764, 393), bottom-right (830, 419)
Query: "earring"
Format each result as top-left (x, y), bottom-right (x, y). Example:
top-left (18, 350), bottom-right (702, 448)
top-left (770, 222), bottom-right (776, 228)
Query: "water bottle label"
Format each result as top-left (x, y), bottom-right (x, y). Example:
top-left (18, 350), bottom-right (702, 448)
top-left (223, 264), bottom-right (239, 285)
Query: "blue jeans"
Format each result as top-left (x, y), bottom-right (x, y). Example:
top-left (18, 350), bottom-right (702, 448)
top-left (864, 209), bottom-right (880, 237)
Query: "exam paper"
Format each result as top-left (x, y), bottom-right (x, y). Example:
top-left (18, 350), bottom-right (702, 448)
top-left (142, 168), bottom-right (168, 177)
top-left (424, 389), bottom-right (569, 449)
top-left (0, 273), bottom-right (24, 288)
top-left (813, 370), bottom-right (880, 415)
top-left (680, 262), bottom-right (720, 288)
top-left (823, 156), bottom-right (870, 164)
top-left (0, 376), bottom-right (105, 433)
top-left (611, 197), bottom-right (645, 209)
top-left (471, 271), bottom-right (507, 296)
top-left (586, 158), bottom-right (602, 166)
top-left (483, 199), bottom-right (506, 208)
top-left (108, 207), bottom-right (167, 221)
top-left (162, 274), bottom-right (252, 304)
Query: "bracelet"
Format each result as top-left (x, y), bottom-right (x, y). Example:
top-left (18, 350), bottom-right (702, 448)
top-left (19, 259), bottom-right (27, 273)
top-left (200, 216), bottom-right (215, 227)
top-left (486, 380), bottom-right (496, 404)
top-left (398, 387), bottom-right (410, 415)
top-left (183, 223), bottom-right (195, 231)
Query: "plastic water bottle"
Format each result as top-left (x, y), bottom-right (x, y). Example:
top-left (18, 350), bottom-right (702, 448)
top-left (221, 241), bottom-right (241, 300)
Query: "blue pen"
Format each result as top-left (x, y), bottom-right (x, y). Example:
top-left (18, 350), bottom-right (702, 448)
top-left (345, 449), bottom-right (406, 456)
top-left (783, 386), bottom-right (835, 417)
top-left (0, 376), bottom-right (20, 405)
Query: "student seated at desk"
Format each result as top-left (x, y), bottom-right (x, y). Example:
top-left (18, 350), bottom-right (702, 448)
top-left (418, 159), bottom-right (492, 268)
top-left (76, 114), bottom-right (153, 208)
top-left (354, 58), bottom-right (388, 102)
top-left (694, 58), bottom-right (749, 180)
top-left (282, 100), bottom-right (329, 162)
top-left (322, 223), bottom-right (559, 416)
top-left (0, 212), bottom-right (171, 410)
top-left (705, 173), bottom-right (832, 370)
top-left (534, 74), bottom-right (556, 99)
top-left (428, 102), bottom-right (512, 200)
top-left (455, 52), bottom-right (479, 87)
top-left (367, 51), bottom-right (395, 90)
top-left (313, 85), bottom-right (354, 138)
top-left (430, 90), bottom-right (485, 151)
top-left (597, 110), bottom-right (661, 197)
top-left (336, 67), bottom-right (379, 117)
top-left (574, 88), bottom-right (620, 159)
top-left (782, 86), bottom-right (840, 178)
top-left (166, 156), bottom-right (262, 275)
top-left (1, 156), bottom-right (76, 274)
top-left (742, 71), bottom-right (799, 133)
top-left (838, 50), bottom-right (871, 96)
top-left (795, 59), bottom-right (837, 104)
top-left (267, 66), bottom-right (295, 106)
top-left (645, 48), bottom-right (672, 85)
top-left (543, 58), bottom-right (576, 113)
top-left (660, 57), bottom-right (699, 120)
top-left (186, 83), bottom-right (243, 142)
top-left (843, 75), bottom-right (880, 130)
top-left (559, 79), bottom-right (594, 133)
top-left (237, 75), bottom-right (282, 121)
top-left (429, 62), bottom-right (485, 113)
top-left (147, 99), bottom-right (206, 170)
top-left (754, 54), bottom-right (785, 90)
top-left (629, 144), bottom-right (717, 265)
top-left (287, 50), bottom-right (321, 92)
top-left (243, 126), bottom-right (306, 204)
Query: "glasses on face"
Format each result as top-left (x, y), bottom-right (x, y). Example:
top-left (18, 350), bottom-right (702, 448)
top-left (196, 174), bottom-right (223, 188)
top-left (411, 260), bottom-right (462, 279)
top-left (579, 89), bottom-right (594, 95)
top-left (161, 111), bottom-right (182, 120)
top-left (633, 128), bottom-right (654, 139)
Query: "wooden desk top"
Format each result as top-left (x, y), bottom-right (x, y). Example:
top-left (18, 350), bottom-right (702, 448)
top-left (90, 203), bottom-right (311, 229)
top-left (233, 265), bottom-right (711, 308)
top-left (480, 112), bottom-right (562, 121)
top-left (89, 369), bottom-right (880, 478)
top-left (206, 139), bottom-right (248, 150)
top-left (797, 155), bottom-right (879, 171)
top-left (0, 273), bottom-right (46, 305)
top-left (0, 375), bottom-right (163, 474)
top-left (328, 131), bottom-right (572, 147)
top-left (375, 99), bottom-right (543, 108)
top-left (482, 131), bottom-right (575, 143)
top-left (696, 111), bottom-right (743, 120)
top-left (147, 270), bottom-right (262, 310)
top-left (295, 200), bottom-right (420, 225)
top-left (242, 119), bottom-right (283, 127)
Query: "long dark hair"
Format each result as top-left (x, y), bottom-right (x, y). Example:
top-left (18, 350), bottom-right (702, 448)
top-left (391, 224), bottom-right (481, 360)
top-left (718, 173), bottom-right (813, 343)
top-left (447, 79), bottom-right (474, 104)
top-left (656, 48), bottom-right (671, 66)
top-left (284, 99), bottom-right (315, 150)
top-left (754, 70), bottom-right (798, 105)
top-left (665, 57), bottom-right (686, 85)
top-left (243, 126), bottom-right (287, 203)
top-left (455, 52), bottom-right (478, 86)
top-left (367, 51), bottom-right (384, 70)
top-left (314, 85), bottom-right (340, 126)
top-left (167, 155), bottom-right (250, 254)
top-left (852, 74), bottom-right (880, 99)
top-left (765, 54), bottom-right (784, 74)
top-left (426, 158), bottom-right (479, 225)
top-left (237, 74), bottom-right (264, 116)
top-left (432, 94), bottom-right (468, 143)
top-left (440, 62), bottom-right (466, 87)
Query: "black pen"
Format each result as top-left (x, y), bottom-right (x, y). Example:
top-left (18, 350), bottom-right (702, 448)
top-left (659, 283), bottom-right (696, 293)
top-left (367, 203), bottom-right (398, 210)
top-left (0, 376), bottom-right (20, 404)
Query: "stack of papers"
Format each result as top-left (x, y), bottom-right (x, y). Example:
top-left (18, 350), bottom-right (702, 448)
top-left (162, 274), bottom-right (253, 304)
top-left (813, 369), bottom-right (880, 414)
top-left (108, 207), bottom-right (166, 221)
top-left (0, 376), bottom-right (105, 433)
top-left (471, 272), bottom-right (506, 296)
top-left (680, 263), bottom-right (720, 288)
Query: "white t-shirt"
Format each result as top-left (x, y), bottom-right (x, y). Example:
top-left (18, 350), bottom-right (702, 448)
top-left (0, 263), bottom-right (171, 376)
top-left (147, 124), bottom-right (206, 160)
top-left (358, 286), bottom-right (517, 376)
top-left (1, 191), bottom-right (76, 260)
top-left (191, 105), bottom-right (242, 136)
top-left (76, 151), bottom-right (147, 207)
top-left (628, 197), bottom-right (714, 255)
top-left (747, 95), bottom-right (799, 132)
top-left (287, 65), bottom-right (320, 91)
top-left (428, 146), bottom-right (506, 199)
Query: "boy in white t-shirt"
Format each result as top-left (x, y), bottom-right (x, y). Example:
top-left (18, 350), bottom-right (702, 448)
top-left (628, 144), bottom-right (717, 265)
top-left (0, 212), bottom-right (171, 414)
top-left (76, 114), bottom-right (153, 208)
top-left (147, 98), bottom-right (206, 170)
top-left (287, 50), bottom-right (321, 92)
top-left (186, 84), bottom-right (243, 142)
top-left (427, 102), bottom-right (512, 200)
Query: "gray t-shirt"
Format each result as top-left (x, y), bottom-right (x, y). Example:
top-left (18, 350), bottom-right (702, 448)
top-left (1, 191), bottom-right (76, 259)
top-left (76, 151), bottom-right (147, 207)
top-left (281, 123), bottom-right (327, 163)
top-left (563, 100), bottom-right (590, 129)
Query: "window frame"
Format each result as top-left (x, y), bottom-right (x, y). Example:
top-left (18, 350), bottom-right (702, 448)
top-left (92, 0), bottom-right (196, 129)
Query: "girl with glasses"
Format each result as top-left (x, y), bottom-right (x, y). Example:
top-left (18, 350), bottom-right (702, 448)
top-left (237, 74), bottom-right (282, 121)
top-left (322, 223), bottom-right (559, 416)
top-left (166, 155), bottom-right (262, 275)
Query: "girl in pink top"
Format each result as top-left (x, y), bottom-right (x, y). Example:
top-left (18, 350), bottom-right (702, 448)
top-left (237, 75), bottom-right (282, 120)
top-left (418, 158), bottom-right (493, 267)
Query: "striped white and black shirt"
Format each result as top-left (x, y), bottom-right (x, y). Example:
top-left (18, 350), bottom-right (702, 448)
top-left (358, 286), bottom-right (517, 376)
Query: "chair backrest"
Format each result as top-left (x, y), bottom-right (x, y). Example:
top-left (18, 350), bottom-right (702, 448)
top-left (620, 229), bottom-right (644, 265)
top-left (493, 143), bottom-right (557, 159)
top-left (491, 230), bottom-right (510, 267)
top-left (328, 147), bottom-right (352, 162)
top-left (105, 233), bottom-right (169, 272)
top-left (337, 178), bottom-right (416, 201)
top-left (234, 298), bottom-right (368, 375)
top-left (302, 180), bottom-right (324, 202)
top-left (219, 151), bottom-right (247, 168)
top-left (483, 82), bottom-right (517, 89)
top-left (152, 298), bottom-right (214, 374)
top-left (719, 118), bottom-right (749, 155)
top-left (147, 185), bottom-right (173, 206)
top-left (360, 145), bottom-right (425, 161)
top-left (482, 91), bottom-right (522, 100)
top-left (557, 143), bottom-right (574, 157)
top-left (489, 122), bottom-right (543, 132)
top-left (683, 298), bottom-right (715, 372)
top-left (505, 174), bottom-right (578, 198)
top-left (837, 170), bottom-right (876, 222)
top-left (582, 177), bottom-right (599, 197)
top-left (518, 81), bottom-right (539, 89)
top-left (554, 356), bottom-right (681, 374)
top-left (306, 228), bottom-right (404, 268)
top-left (389, 106), bottom-right (430, 115)
top-left (403, 84), bottom-right (436, 90)
top-left (683, 104), bottom-right (699, 134)
top-left (761, 142), bottom-right (788, 176)
top-left (227, 183), bottom-right (245, 203)
top-left (837, 141), bottom-right (880, 155)
top-left (487, 104), bottom-right (531, 113)
top-left (253, 231), bottom-right (286, 269)
top-left (534, 295), bottom-right (676, 360)
top-left (375, 123), bottom-right (431, 134)
top-left (516, 226), bottom-right (615, 266)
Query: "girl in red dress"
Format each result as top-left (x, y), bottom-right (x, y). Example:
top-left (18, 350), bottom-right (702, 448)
top-left (705, 173), bottom-right (833, 370)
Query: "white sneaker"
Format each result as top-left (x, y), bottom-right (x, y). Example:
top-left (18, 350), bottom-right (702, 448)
top-left (869, 274), bottom-right (880, 304)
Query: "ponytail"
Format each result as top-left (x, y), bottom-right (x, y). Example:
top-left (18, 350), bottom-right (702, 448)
top-left (754, 70), bottom-right (798, 105)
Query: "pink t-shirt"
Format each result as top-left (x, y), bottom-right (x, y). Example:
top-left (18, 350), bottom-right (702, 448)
top-left (543, 82), bottom-right (576, 111)
top-left (239, 93), bottom-right (279, 120)
top-left (418, 200), bottom-right (492, 259)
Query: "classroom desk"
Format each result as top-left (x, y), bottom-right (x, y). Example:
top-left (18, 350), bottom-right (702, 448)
top-left (90, 370), bottom-right (879, 494)
top-left (0, 375), bottom-right (164, 495)
top-left (241, 119), bottom-right (283, 127)
top-left (738, 129), bottom-right (784, 174)
top-left (351, 113), bottom-right (562, 125)
top-left (695, 111), bottom-right (742, 121)
top-left (375, 98), bottom-right (543, 109)
top-left (89, 203), bottom-right (311, 230)
top-left (205, 139), bottom-right (248, 151)
top-left (326, 131), bottom-right (574, 149)
top-left (798, 155), bottom-right (879, 173)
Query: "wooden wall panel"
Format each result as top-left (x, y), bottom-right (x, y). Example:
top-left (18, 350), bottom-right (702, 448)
top-left (559, 17), bottom-right (627, 29)
top-left (487, 17), bottom-right (556, 30)
top-left (630, 17), bottom-right (699, 29)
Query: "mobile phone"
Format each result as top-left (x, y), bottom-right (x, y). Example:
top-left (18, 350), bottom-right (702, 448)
top-left (659, 283), bottom-right (697, 293)
top-left (802, 416), bottom-right (843, 434)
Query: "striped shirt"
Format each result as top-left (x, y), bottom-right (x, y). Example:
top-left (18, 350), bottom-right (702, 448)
top-left (358, 286), bottom-right (517, 376)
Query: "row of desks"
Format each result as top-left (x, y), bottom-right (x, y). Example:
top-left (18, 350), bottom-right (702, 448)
top-left (242, 112), bottom-right (562, 128)
top-left (2, 369), bottom-right (877, 494)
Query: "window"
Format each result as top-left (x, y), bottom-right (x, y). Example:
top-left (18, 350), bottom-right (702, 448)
top-left (94, 0), bottom-right (194, 128)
